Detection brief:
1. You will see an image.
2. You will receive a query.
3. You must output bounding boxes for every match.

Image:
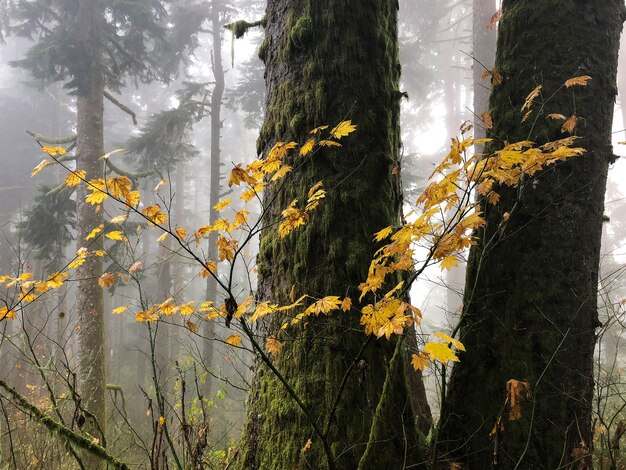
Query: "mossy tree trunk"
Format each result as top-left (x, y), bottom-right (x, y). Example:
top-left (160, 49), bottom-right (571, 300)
top-left (73, 0), bottom-right (107, 462)
top-left (440, 1), bottom-right (624, 468)
top-left (237, 1), bottom-right (421, 469)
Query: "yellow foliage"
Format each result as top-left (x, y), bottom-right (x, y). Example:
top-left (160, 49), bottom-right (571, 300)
top-left (65, 170), bottom-right (86, 187)
top-left (225, 334), bottom-right (242, 347)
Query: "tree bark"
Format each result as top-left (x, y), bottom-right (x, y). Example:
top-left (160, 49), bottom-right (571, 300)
top-left (74, 0), bottom-right (107, 463)
top-left (237, 1), bottom-right (420, 468)
top-left (440, 1), bottom-right (623, 468)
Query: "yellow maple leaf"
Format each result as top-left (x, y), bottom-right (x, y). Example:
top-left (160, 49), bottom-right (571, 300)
top-left (112, 306), bottom-right (128, 314)
top-left (41, 146), bottom-right (67, 157)
top-left (178, 302), bottom-right (195, 316)
top-left (143, 205), bottom-right (168, 226)
top-left (433, 332), bottom-right (466, 352)
top-left (423, 341), bottom-right (459, 364)
top-left (299, 139), bottom-right (315, 156)
top-left (309, 125), bottom-right (329, 134)
top-left (266, 337), bottom-right (282, 356)
top-left (271, 164), bottom-right (293, 181)
top-left (565, 75), bottom-right (592, 88)
top-left (175, 227), bottom-right (187, 239)
top-left (65, 170), bottom-right (86, 187)
top-left (157, 232), bottom-right (168, 243)
top-left (0, 306), bottom-right (16, 320)
top-left (318, 140), bottom-right (342, 148)
top-left (374, 226), bottom-right (393, 242)
top-left (331, 120), bottom-right (357, 139)
top-left (341, 297), bottom-right (352, 312)
top-left (158, 416), bottom-right (165, 427)
top-left (213, 198), bottom-right (232, 211)
top-left (31, 159), bottom-right (52, 177)
top-left (154, 179), bottom-right (168, 191)
top-left (110, 214), bottom-right (127, 224)
top-left (46, 272), bottom-right (68, 289)
top-left (125, 190), bottom-right (141, 207)
top-left (86, 187), bottom-right (108, 205)
top-left (85, 224), bottom-right (104, 240)
top-left (105, 231), bottom-right (126, 241)
top-left (98, 272), bottom-right (116, 289)
top-left (225, 334), bottom-right (242, 347)
top-left (217, 235), bottom-right (237, 262)
top-left (306, 296), bottom-right (342, 316)
top-left (411, 353), bottom-right (429, 372)
top-left (106, 176), bottom-right (132, 199)
top-left (440, 255), bottom-right (459, 271)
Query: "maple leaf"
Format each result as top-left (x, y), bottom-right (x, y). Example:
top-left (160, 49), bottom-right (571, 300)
top-left (178, 302), bottom-right (195, 316)
top-left (301, 439), bottom-right (312, 453)
top-left (143, 205), bottom-right (168, 226)
top-left (433, 332), bottom-right (466, 352)
top-left (175, 227), bottom-right (187, 239)
top-left (98, 272), bottom-right (116, 289)
top-left (374, 226), bottom-right (393, 242)
top-left (112, 306), bottom-right (128, 314)
top-left (331, 120), bottom-right (357, 139)
top-left (547, 113), bottom-right (566, 121)
top-left (228, 164), bottom-right (254, 187)
top-left (318, 140), bottom-right (342, 148)
top-left (341, 297), bottom-right (352, 312)
top-left (565, 75), bottom-right (592, 88)
top-left (481, 111), bottom-right (493, 130)
top-left (217, 235), bottom-right (238, 261)
top-left (110, 214), bottom-right (127, 224)
top-left (521, 85), bottom-right (542, 112)
top-left (125, 190), bottom-right (141, 207)
top-left (306, 296), bottom-right (342, 315)
top-left (561, 115), bottom-right (577, 134)
top-left (41, 146), bottom-right (67, 157)
top-left (271, 164), bottom-right (293, 181)
top-left (0, 306), bottom-right (16, 320)
top-left (154, 179), bottom-right (168, 191)
top-left (309, 125), bottom-right (329, 134)
top-left (506, 379), bottom-right (530, 421)
top-left (65, 170), bottom-right (86, 187)
top-left (158, 416), bottom-right (165, 427)
top-left (411, 353), bottom-right (429, 372)
top-left (487, 9), bottom-right (501, 29)
top-left (423, 341), bottom-right (460, 364)
top-left (225, 334), bottom-right (242, 347)
top-left (46, 272), bottom-right (68, 289)
top-left (213, 198), bottom-right (232, 211)
top-left (105, 231), bottom-right (126, 241)
top-left (85, 225), bottom-right (104, 240)
top-left (186, 320), bottom-right (198, 333)
top-left (300, 139), bottom-right (315, 156)
top-left (440, 255), bottom-right (459, 271)
top-left (481, 68), bottom-right (502, 86)
top-left (31, 159), bottom-right (52, 177)
top-left (266, 337), bottom-right (282, 356)
top-left (106, 176), bottom-right (132, 199)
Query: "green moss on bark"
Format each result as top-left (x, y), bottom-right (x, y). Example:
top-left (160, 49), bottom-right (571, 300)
top-left (439, 1), bottom-right (623, 468)
top-left (236, 1), bottom-right (420, 469)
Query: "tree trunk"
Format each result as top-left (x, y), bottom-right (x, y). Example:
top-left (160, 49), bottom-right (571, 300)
top-left (237, 1), bottom-right (420, 468)
top-left (74, 0), bottom-right (106, 461)
top-left (472, 0), bottom-right (497, 149)
top-left (202, 0), bottom-right (225, 396)
top-left (440, 1), bottom-right (623, 468)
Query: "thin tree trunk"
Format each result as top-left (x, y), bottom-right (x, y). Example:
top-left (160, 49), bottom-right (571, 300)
top-left (237, 1), bottom-right (421, 468)
top-left (440, 1), bottom-right (624, 468)
top-left (203, 0), bottom-right (225, 396)
top-left (74, 0), bottom-right (106, 462)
